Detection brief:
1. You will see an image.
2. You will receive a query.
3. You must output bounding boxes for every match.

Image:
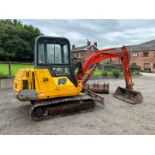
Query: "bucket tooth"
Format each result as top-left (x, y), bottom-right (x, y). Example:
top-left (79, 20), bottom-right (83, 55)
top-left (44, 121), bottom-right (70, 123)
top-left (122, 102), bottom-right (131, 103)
top-left (114, 87), bottom-right (143, 104)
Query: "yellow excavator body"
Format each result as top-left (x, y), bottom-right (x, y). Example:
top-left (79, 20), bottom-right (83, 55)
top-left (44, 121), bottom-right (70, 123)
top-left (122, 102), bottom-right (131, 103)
top-left (14, 68), bottom-right (83, 101)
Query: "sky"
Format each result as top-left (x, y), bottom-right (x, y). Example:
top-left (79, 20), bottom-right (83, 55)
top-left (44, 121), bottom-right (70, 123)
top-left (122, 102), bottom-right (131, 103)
top-left (20, 19), bottom-right (155, 48)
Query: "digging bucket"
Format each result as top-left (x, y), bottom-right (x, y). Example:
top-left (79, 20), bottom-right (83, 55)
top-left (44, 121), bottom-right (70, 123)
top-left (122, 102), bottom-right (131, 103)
top-left (114, 87), bottom-right (143, 104)
top-left (88, 83), bottom-right (109, 94)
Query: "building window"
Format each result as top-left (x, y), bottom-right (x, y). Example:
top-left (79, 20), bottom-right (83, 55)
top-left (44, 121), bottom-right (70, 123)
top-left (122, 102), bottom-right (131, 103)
top-left (79, 53), bottom-right (81, 58)
top-left (153, 63), bottom-right (155, 69)
top-left (144, 63), bottom-right (150, 69)
top-left (132, 52), bottom-right (138, 57)
top-left (143, 51), bottom-right (149, 57)
top-left (144, 63), bottom-right (151, 72)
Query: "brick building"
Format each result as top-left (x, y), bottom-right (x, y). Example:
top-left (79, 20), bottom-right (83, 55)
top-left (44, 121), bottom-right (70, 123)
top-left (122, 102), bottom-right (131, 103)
top-left (71, 40), bottom-right (98, 62)
top-left (72, 39), bottom-right (155, 73)
top-left (128, 40), bottom-right (155, 73)
top-left (105, 40), bottom-right (155, 73)
top-left (129, 51), bottom-right (155, 72)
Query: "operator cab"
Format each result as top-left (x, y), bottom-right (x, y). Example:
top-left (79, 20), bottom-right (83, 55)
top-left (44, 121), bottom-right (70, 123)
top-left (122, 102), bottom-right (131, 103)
top-left (35, 36), bottom-right (77, 85)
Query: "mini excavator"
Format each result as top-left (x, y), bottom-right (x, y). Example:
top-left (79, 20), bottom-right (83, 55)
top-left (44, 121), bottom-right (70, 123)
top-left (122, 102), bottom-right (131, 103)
top-left (13, 36), bottom-right (143, 120)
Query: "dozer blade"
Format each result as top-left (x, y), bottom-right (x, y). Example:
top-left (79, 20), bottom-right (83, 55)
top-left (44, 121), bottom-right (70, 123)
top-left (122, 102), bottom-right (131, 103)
top-left (114, 87), bottom-right (143, 104)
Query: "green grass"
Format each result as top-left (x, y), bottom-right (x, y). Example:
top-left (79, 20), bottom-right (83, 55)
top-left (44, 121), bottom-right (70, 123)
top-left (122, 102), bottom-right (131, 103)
top-left (0, 64), bottom-right (33, 76)
top-left (0, 64), bottom-right (142, 78)
top-left (94, 70), bottom-right (141, 77)
top-left (93, 70), bottom-right (103, 76)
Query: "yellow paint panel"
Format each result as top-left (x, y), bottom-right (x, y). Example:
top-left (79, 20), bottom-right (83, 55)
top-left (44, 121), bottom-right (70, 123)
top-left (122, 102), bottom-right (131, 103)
top-left (14, 68), bottom-right (83, 100)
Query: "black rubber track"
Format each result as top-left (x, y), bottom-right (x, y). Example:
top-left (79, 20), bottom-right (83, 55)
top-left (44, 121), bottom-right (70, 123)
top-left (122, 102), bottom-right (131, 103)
top-left (30, 95), bottom-right (95, 120)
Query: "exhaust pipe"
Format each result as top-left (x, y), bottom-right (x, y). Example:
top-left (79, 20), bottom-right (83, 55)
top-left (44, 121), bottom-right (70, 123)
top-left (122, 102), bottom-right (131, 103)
top-left (114, 87), bottom-right (143, 104)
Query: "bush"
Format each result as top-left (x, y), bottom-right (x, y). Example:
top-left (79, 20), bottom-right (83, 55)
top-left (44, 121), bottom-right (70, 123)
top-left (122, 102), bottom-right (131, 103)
top-left (101, 71), bottom-right (108, 76)
top-left (103, 62), bottom-right (115, 71)
top-left (0, 72), bottom-right (13, 79)
top-left (97, 64), bottom-right (103, 70)
top-left (131, 64), bottom-right (141, 72)
top-left (103, 62), bottom-right (141, 73)
top-left (112, 70), bottom-right (120, 78)
top-left (102, 62), bottom-right (123, 71)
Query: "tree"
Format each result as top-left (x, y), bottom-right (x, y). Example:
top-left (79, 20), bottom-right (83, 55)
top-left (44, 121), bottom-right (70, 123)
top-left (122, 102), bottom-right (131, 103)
top-left (0, 19), bottom-right (42, 62)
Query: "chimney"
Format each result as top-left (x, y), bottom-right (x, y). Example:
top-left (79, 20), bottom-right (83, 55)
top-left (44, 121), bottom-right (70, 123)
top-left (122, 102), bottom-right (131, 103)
top-left (87, 39), bottom-right (91, 46)
top-left (72, 44), bottom-right (75, 49)
top-left (94, 42), bottom-right (97, 47)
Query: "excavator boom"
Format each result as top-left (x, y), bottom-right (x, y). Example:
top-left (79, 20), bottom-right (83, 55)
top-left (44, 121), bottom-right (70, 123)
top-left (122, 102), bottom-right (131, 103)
top-left (76, 46), bottom-right (143, 104)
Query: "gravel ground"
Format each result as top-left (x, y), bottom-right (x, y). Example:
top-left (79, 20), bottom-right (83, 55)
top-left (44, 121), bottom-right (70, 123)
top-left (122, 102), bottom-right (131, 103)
top-left (0, 75), bottom-right (155, 135)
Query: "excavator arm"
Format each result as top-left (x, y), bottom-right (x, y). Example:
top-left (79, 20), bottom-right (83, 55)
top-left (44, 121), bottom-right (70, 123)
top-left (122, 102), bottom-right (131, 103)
top-left (76, 46), bottom-right (133, 88)
top-left (76, 46), bottom-right (142, 104)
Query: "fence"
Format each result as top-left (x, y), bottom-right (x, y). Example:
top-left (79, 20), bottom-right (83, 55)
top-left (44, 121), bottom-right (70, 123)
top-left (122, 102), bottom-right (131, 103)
top-left (0, 61), bottom-right (33, 78)
top-left (0, 61), bottom-right (33, 64)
